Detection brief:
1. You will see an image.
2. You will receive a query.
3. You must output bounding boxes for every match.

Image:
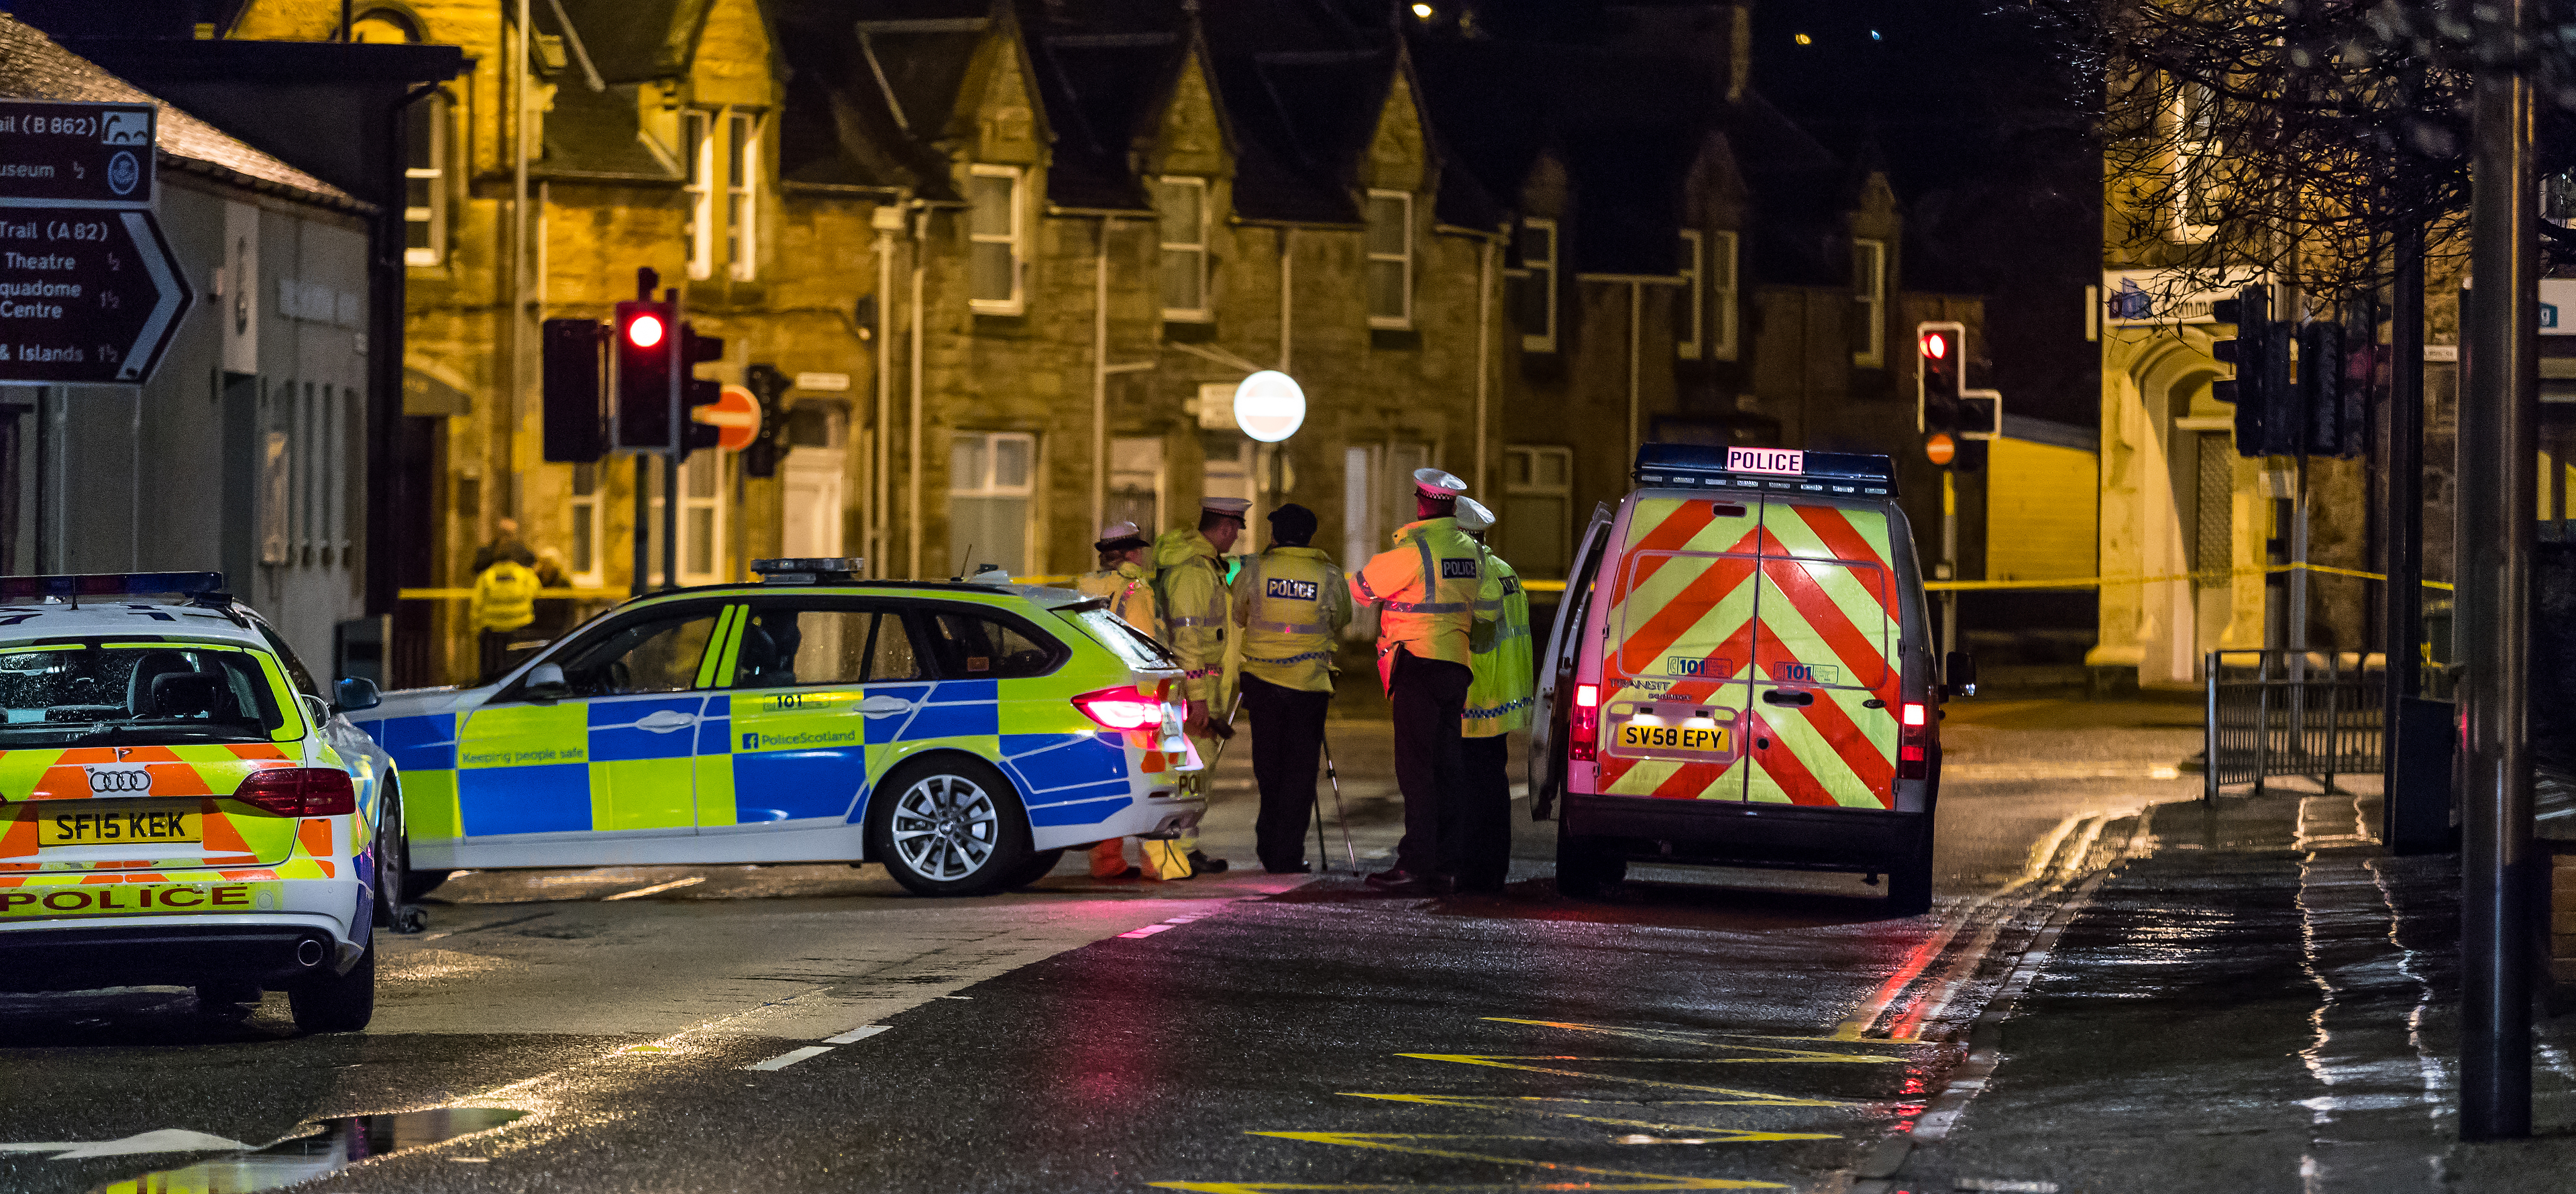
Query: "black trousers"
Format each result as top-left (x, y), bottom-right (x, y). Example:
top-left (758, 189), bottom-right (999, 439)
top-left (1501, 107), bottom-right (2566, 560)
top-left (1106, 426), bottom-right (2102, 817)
top-left (1449, 734), bottom-right (1513, 889)
top-left (1389, 650), bottom-right (1472, 876)
top-left (1242, 673), bottom-right (1332, 870)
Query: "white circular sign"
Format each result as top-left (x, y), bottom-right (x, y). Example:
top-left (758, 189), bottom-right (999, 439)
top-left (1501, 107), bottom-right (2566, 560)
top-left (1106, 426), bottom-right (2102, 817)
top-left (1232, 370), bottom-right (1306, 443)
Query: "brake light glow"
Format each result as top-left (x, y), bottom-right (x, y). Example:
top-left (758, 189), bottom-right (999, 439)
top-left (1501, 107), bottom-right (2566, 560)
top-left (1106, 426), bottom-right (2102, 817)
top-left (230, 767), bottom-right (357, 817)
top-left (1898, 701), bottom-right (1931, 779)
top-left (1569, 684), bottom-right (1601, 762)
top-left (1072, 688), bottom-right (1160, 730)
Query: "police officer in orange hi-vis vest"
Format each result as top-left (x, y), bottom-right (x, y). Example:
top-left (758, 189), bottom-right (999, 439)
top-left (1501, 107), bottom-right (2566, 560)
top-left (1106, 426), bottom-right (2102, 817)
top-left (1348, 468), bottom-right (1497, 895)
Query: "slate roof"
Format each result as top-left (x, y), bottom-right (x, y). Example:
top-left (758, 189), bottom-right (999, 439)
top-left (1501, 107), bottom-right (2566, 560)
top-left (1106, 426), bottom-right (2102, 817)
top-left (1024, 25), bottom-right (1183, 211)
top-left (539, 85), bottom-right (681, 182)
top-left (761, 0), bottom-right (992, 201)
top-left (0, 15), bottom-right (361, 211)
top-left (539, 0), bottom-right (721, 85)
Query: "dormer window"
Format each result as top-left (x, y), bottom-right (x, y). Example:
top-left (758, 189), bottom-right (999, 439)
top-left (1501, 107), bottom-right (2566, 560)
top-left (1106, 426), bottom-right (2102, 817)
top-left (969, 164), bottom-right (1026, 314)
top-left (1365, 190), bottom-right (1413, 329)
top-left (1851, 237), bottom-right (1887, 368)
top-left (1157, 176), bottom-right (1210, 321)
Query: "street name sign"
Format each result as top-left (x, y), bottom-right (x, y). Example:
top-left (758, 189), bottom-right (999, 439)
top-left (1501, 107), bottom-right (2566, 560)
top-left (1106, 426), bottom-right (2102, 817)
top-left (0, 209), bottom-right (193, 383)
top-left (0, 101), bottom-right (156, 209)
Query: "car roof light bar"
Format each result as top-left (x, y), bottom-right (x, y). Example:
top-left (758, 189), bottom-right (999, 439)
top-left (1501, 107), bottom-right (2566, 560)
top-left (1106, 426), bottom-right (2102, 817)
top-left (749, 557), bottom-right (867, 585)
top-left (0, 572), bottom-right (228, 603)
top-left (1630, 443), bottom-right (1897, 498)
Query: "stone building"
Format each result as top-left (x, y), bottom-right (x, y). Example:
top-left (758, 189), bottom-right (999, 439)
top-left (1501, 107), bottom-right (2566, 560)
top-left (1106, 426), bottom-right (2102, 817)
top-left (221, 0), bottom-right (1986, 684)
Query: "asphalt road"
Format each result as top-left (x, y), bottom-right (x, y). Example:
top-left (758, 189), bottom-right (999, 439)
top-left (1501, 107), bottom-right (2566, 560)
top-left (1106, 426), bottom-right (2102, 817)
top-left (0, 700), bottom-right (2208, 1193)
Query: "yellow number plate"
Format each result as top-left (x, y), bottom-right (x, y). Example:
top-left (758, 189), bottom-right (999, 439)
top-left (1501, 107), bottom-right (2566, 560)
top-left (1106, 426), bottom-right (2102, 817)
top-left (1615, 722), bottom-right (1733, 755)
top-left (42, 810), bottom-right (201, 847)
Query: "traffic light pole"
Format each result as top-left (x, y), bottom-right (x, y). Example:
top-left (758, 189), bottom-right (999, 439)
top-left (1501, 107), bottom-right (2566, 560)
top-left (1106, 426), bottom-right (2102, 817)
top-left (632, 455), bottom-right (650, 598)
top-left (664, 285), bottom-right (684, 592)
top-left (2460, 0), bottom-right (2538, 1139)
top-left (1941, 469), bottom-right (1957, 656)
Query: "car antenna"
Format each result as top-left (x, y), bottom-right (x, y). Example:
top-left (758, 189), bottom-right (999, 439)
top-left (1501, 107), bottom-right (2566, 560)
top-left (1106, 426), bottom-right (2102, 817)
top-left (952, 543), bottom-right (974, 583)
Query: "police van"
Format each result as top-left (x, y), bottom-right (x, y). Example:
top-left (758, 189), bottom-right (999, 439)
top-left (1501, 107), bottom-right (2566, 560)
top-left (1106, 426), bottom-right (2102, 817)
top-left (350, 559), bottom-right (1201, 898)
top-left (0, 573), bottom-right (399, 1031)
top-left (1531, 446), bottom-right (1970, 914)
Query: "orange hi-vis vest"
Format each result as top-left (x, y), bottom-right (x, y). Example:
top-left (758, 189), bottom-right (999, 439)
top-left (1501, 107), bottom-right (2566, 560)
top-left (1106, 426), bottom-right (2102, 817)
top-left (1348, 516), bottom-right (1495, 691)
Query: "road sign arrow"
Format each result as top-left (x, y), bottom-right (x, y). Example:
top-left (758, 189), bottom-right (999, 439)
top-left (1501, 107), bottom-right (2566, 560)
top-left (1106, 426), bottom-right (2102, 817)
top-left (0, 205), bottom-right (194, 386)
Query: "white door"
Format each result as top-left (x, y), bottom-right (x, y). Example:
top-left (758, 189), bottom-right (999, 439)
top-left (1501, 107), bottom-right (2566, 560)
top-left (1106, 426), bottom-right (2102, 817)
top-left (783, 449), bottom-right (845, 559)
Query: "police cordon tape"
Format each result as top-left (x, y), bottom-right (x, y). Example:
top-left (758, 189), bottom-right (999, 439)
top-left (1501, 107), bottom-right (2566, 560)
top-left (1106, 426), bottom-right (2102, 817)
top-left (398, 562), bottom-right (2455, 603)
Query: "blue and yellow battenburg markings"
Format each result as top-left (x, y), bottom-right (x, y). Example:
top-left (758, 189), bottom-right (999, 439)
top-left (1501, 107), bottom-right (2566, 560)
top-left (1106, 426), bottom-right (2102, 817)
top-left (362, 598), bottom-right (1169, 840)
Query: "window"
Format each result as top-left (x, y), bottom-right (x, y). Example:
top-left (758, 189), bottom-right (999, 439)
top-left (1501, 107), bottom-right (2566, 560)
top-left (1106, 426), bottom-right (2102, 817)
top-left (1511, 217), bottom-right (1557, 352)
top-left (724, 111), bottom-right (757, 282)
top-left (403, 93), bottom-right (447, 268)
top-left (968, 164), bottom-right (1024, 313)
top-left (552, 610), bottom-right (718, 698)
top-left (1365, 189), bottom-right (1413, 329)
top-left (1107, 435), bottom-right (1165, 536)
top-left (1341, 442), bottom-right (1431, 580)
top-left (684, 109), bottom-right (760, 280)
top-left (2172, 79), bottom-right (2219, 241)
top-left (682, 110), bottom-right (712, 279)
top-left (645, 453), bottom-right (729, 586)
top-left (1676, 229), bottom-right (1704, 360)
top-left (568, 462), bottom-right (602, 584)
top-left (1501, 445), bottom-right (1574, 578)
top-left (921, 609), bottom-right (1063, 679)
top-left (1157, 176), bottom-right (1210, 320)
top-left (732, 606), bottom-right (919, 688)
top-left (949, 431), bottom-right (1035, 576)
top-left (1709, 230), bottom-right (1739, 361)
top-left (1851, 237), bottom-right (1886, 368)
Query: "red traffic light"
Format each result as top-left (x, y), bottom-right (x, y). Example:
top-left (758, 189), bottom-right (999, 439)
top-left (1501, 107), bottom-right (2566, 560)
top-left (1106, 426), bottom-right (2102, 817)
top-left (1921, 330), bottom-right (1949, 360)
top-left (626, 312), bottom-right (665, 349)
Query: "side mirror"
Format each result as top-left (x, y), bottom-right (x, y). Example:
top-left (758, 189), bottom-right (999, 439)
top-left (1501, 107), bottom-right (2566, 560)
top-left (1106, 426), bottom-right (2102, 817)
top-left (1944, 651), bottom-right (1978, 699)
top-left (332, 676), bottom-right (381, 714)
top-left (523, 663), bottom-right (569, 703)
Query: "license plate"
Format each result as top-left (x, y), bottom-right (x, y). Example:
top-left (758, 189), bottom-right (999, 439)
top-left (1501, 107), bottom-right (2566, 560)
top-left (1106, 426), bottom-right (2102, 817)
top-left (42, 809), bottom-right (201, 847)
top-left (1615, 722), bottom-right (1732, 755)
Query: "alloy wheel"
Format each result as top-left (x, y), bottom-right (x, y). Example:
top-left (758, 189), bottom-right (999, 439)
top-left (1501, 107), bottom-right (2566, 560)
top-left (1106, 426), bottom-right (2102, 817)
top-left (889, 773), bottom-right (1000, 881)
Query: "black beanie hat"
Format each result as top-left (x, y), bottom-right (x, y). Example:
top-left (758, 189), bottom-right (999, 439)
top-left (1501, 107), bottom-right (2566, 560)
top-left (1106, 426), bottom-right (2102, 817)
top-left (1268, 502), bottom-right (1318, 546)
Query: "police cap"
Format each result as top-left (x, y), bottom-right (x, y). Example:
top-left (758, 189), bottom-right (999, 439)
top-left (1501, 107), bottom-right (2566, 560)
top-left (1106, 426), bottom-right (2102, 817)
top-left (1412, 468), bottom-right (1468, 499)
top-left (1454, 496), bottom-right (1495, 533)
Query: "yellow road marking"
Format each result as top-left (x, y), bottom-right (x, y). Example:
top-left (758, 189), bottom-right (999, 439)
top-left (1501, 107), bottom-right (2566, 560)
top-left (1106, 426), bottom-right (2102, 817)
top-left (1148, 1133), bottom-right (1786, 1193)
top-left (1477, 1021), bottom-right (1907, 1061)
top-left (1397, 1055), bottom-right (1845, 1105)
top-left (1340, 1093), bottom-right (1840, 1141)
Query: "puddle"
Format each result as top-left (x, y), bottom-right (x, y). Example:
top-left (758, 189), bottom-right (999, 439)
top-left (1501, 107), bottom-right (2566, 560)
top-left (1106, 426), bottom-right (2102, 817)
top-left (94, 1107), bottom-right (525, 1193)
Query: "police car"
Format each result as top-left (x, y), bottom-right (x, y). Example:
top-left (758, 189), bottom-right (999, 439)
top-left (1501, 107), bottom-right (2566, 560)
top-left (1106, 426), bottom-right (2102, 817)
top-left (0, 572), bottom-right (400, 1031)
top-left (350, 559), bottom-right (1203, 898)
top-left (1532, 446), bottom-right (1970, 914)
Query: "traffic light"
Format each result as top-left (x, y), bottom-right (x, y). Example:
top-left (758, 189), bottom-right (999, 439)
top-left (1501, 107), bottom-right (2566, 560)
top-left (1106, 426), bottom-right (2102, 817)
top-left (2298, 318), bottom-right (2343, 457)
top-left (1917, 321), bottom-right (1964, 435)
top-left (614, 298), bottom-right (674, 451)
top-left (2212, 285), bottom-right (2294, 457)
top-left (541, 317), bottom-right (607, 463)
top-left (741, 364), bottom-right (792, 478)
top-left (679, 321), bottom-right (725, 457)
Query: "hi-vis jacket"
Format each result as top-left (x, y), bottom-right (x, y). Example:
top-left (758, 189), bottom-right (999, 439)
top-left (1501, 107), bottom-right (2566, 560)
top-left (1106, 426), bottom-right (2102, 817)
top-left (1348, 516), bottom-right (1498, 690)
top-left (1153, 528), bottom-right (1231, 704)
top-left (1076, 561), bottom-right (1162, 639)
top-left (1464, 544), bottom-right (1534, 737)
top-left (470, 559), bottom-right (539, 633)
top-left (1232, 546), bottom-right (1352, 693)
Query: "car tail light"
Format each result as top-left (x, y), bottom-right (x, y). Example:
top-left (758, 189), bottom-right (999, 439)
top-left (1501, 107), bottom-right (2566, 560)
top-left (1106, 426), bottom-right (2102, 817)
top-left (1569, 684), bottom-right (1601, 762)
top-left (1898, 701), bottom-right (1931, 779)
top-left (1073, 687), bottom-right (1161, 730)
top-left (231, 767), bottom-right (357, 817)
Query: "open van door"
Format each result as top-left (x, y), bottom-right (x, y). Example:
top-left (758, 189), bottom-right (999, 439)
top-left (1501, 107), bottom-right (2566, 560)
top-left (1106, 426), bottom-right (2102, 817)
top-left (1529, 502), bottom-right (1613, 820)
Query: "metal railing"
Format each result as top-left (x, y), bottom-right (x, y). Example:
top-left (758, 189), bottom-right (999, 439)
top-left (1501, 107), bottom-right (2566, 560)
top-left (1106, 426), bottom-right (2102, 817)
top-left (2204, 649), bottom-right (2385, 802)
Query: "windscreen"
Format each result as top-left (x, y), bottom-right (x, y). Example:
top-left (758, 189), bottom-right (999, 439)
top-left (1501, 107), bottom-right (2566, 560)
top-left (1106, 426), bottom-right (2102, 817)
top-left (1066, 606), bottom-right (1177, 671)
top-left (0, 643), bottom-right (292, 747)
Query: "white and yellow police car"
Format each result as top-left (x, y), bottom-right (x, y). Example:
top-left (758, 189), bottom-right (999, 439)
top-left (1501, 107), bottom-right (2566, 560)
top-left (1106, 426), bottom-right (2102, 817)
top-left (0, 573), bottom-right (401, 1032)
top-left (350, 559), bottom-right (1203, 898)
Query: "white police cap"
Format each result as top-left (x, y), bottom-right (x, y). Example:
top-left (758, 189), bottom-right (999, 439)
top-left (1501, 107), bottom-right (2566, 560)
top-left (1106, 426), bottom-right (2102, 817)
top-left (1200, 496), bottom-right (1251, 522)
top-left (1413, 468), bottom-right (1467, 498)
top-left (1454, 496), bottom-right (1495, 532)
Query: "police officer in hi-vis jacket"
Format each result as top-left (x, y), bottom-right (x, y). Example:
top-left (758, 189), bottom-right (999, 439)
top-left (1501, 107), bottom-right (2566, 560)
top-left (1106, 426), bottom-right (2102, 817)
top-left (1452, 496), bottom-right (1532, 893)
top-left (1075, 521), bottom-right (1161, 879)
top-left (1348, 469), bottom-right (1498, 895)
top-left (1230, 503), bottom-right (1352, 873)
top-left (1152, 496), bottom-right (1250, 875)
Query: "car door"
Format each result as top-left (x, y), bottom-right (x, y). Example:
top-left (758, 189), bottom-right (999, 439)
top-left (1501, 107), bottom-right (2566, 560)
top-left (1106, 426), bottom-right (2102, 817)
top-left (1596, 494), bottom-right (1764, 802)
top-left (701, 598), bottom-right (927, 833)
top-left (451, 602), bottom-right (727, 861)
top-left (1745, 499), bottom-right (1902, 808)
top-left (1529, 502), bottom-right (1612, 818)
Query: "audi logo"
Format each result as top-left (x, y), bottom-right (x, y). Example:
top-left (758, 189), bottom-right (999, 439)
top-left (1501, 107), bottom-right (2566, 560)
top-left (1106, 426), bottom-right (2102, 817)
top-left (86, 770), bottom-right (152, 794)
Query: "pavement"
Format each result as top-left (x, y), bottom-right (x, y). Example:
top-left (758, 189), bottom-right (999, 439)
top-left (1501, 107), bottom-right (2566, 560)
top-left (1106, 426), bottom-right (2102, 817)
top-left (2, 697), bottom-right (2567, 1192)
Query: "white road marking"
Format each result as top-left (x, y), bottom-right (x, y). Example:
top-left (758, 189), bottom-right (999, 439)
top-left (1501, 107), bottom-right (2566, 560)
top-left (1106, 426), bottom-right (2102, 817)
top-left (603, 877), bottom-right (707, 901)
top-left (747, 1046), bottom-right (835, 1071)
top-left (1118, 924), bottom-right (1175, 938)
top-left (0, 1130), bottom-right (253, 1158)
top-left (822, 1025), bottom-right (892, 1044)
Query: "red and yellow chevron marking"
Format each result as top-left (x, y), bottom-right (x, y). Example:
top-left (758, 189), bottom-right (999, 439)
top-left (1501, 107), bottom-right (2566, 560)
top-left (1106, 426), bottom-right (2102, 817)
top-left (0, 743), bottom-right (307, 875)
top-left (1746, 504), bottom-right (1899, 809)
top-left (1597, 498), bottom-right (1765, 800)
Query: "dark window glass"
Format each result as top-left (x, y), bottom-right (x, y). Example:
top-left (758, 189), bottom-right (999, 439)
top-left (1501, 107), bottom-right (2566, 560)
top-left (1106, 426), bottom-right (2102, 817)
top-left (920, 610), bottom-right (1059, 679)
top-left (553, 610), bottom-right (716, 697)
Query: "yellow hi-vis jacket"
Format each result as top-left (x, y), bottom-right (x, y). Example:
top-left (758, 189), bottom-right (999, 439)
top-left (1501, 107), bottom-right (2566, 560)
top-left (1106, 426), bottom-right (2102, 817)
top-left (1464, 545), bottom-right (1534, 737)
top-left (470, 559), bottom-right (539, 633)
top-left (1348, 516), bottom-right (1497, 691)
top-left (1153, 528), bottom-right (1232, 704)
top-left (1232, 545), bottom-right (1352, 693)
top-left (1075, 561), bottom-right (1162, 640)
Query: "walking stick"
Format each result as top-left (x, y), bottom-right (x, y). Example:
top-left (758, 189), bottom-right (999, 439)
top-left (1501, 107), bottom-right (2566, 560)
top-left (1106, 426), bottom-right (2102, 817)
top-left (1312, 784), bottom-right (1332, 871)
top-left (1320, 729), bottom-right (1356, 869)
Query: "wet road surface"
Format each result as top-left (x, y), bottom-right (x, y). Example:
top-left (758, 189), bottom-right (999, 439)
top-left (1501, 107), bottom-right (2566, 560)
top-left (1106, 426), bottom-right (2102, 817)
top-left (0, 704), bottom-right (2206, 1193)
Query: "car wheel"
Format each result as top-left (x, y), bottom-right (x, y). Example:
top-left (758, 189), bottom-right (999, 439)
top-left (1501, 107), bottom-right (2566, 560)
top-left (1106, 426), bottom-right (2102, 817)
top-left (867, 756), bottom-right (1032, 898)
top-left (1554, 816), bottom-right (1625, 899)
top-left (996, 848), bottom-right (1066, 889)
top-left (372, 781), bottom-right (409, 926)
top-left (288, 945), bottom-right (374, 1034)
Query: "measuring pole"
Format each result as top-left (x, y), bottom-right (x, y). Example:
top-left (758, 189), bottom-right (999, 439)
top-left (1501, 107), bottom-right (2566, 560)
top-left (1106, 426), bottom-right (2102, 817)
top-left (2460, 0), bottom-right (2538, 1138)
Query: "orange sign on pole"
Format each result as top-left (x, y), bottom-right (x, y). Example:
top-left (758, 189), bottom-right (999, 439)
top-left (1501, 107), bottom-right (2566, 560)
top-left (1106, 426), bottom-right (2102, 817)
top-left (696, 383), bottom-right (762, 451)
top-left (1924, 433), bottom-right (1955, 467)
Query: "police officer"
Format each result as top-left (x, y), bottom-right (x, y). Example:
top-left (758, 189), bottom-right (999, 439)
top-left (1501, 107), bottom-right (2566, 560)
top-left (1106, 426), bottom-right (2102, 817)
top-left (1231, 503), bottom-right (1352, 873)
top-left (1452, 497), bottom-right (1532, 893)
top-left (1349, 469), bottom-right (1496, 894)
top-left (1075, 521), bottom-right (1160, 880)
top-left (1152, 496), bottom-right (1249, 875)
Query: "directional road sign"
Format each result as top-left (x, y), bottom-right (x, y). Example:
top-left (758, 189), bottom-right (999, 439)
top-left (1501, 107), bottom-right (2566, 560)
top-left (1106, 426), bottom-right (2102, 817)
top-left (0, 101), bottom-right (157, 209)
top-left (0, 207), bottom-right (193, 384)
